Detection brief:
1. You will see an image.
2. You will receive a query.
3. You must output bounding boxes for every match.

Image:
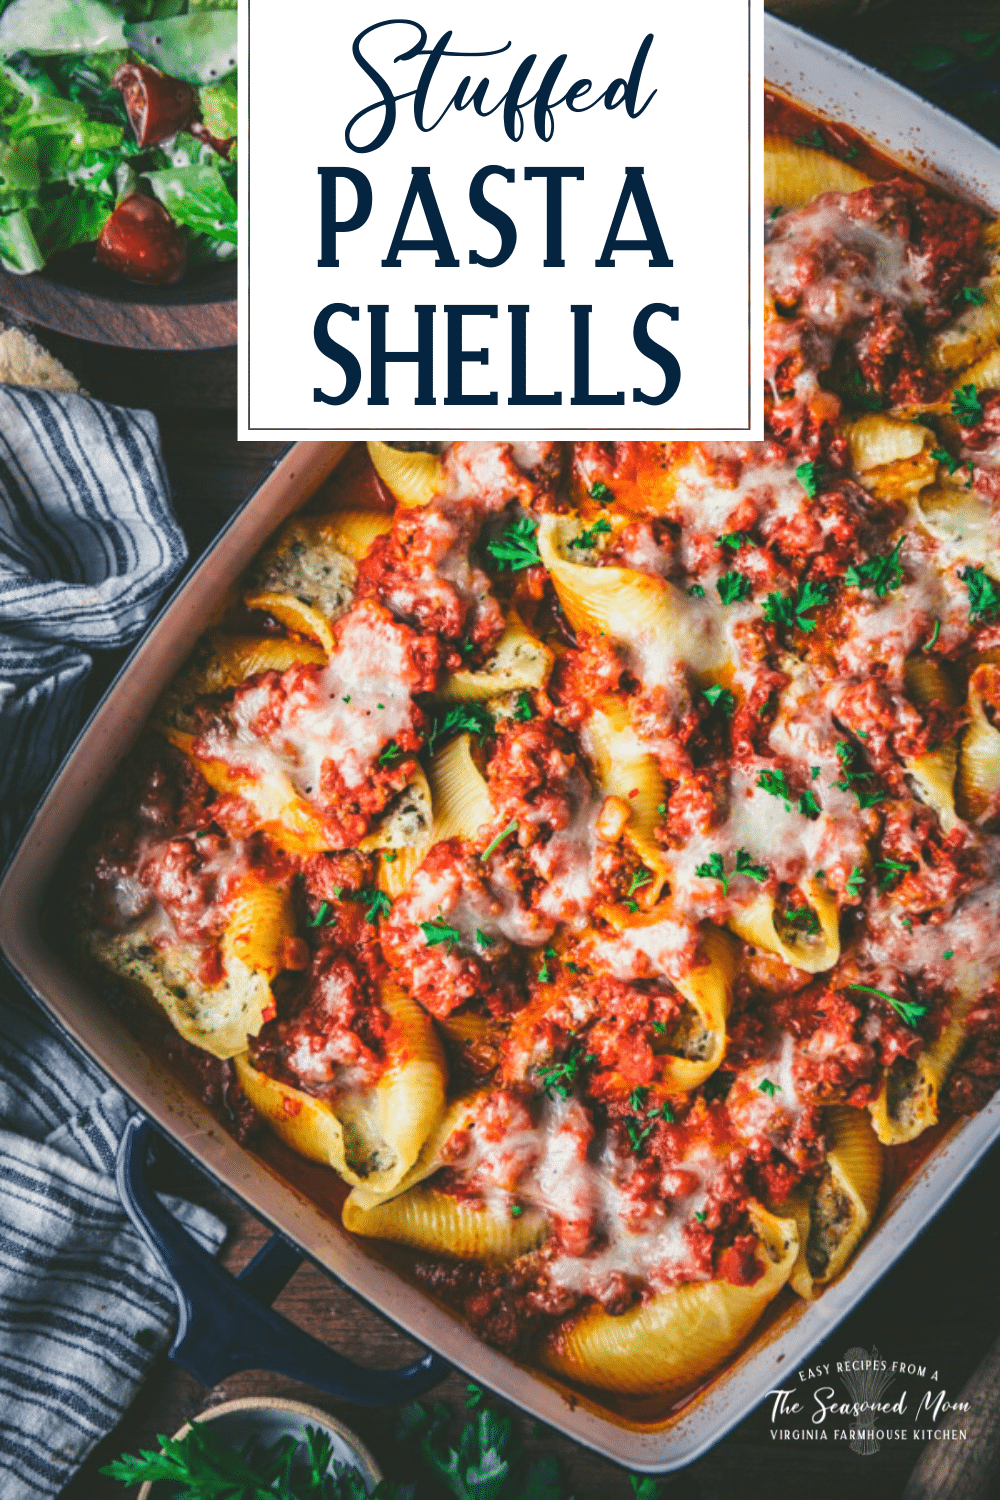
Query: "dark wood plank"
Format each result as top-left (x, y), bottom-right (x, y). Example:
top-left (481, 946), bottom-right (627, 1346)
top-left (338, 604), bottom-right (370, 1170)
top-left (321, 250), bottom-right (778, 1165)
top-left (0, 266), bottom-right (235, 352)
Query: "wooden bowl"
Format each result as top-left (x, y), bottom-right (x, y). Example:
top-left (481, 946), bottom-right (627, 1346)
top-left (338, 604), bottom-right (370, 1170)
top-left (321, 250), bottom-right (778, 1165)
top-left (134, 1395), bottom-right (382, 1498)
top-left (0, 253), bottom-right (236, 352)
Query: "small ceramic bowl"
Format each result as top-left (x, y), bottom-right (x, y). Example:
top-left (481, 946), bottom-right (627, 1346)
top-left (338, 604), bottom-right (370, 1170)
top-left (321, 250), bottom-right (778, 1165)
top-left (136, 1396), bottom-right (382, 1498)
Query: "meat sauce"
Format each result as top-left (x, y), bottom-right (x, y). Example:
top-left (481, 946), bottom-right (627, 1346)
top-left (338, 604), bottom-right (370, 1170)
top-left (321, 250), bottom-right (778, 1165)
top-left (68, 97), bottom-right (1000, 1411)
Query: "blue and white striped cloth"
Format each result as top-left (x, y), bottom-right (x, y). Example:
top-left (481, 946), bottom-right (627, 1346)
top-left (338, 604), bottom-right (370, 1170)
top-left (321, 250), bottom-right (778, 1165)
top-left (0, 387), bottom-right (225, 1498)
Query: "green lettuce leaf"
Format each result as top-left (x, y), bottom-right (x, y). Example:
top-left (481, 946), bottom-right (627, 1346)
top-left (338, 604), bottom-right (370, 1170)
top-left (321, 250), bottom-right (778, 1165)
top-left (0, 0), bottom-right (126, 57)
top-left (32, 187), bottom-right (111, 256)
top-left (198, 72), bottom-right (235, 140)
top-left (144, 158), bottom-right (235, 242)
top-left (0, 208), bottom-right (43, 271)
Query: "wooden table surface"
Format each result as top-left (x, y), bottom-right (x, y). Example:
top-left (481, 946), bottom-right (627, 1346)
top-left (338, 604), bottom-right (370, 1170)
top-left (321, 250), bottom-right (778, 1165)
top-left (33, 4), bottom-right (1000, 1495)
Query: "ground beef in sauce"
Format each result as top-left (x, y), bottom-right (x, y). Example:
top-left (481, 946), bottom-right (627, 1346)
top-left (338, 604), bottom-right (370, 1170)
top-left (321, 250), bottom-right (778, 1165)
top-left (250, 949), bottom-right (391, 1094)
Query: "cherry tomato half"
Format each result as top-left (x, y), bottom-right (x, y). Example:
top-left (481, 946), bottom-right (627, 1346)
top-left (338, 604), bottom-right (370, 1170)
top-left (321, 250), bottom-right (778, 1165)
top-left (96, 194), bottom-right (187, 285)
top-left (112, 62), bottom-right (196, 148)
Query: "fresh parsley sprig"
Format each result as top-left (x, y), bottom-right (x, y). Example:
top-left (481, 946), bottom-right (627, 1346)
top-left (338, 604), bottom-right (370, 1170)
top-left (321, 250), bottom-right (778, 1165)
top-left (844, 537), bottom-right (905, 598)
top-left (796, 460), bottom-right (825, 498)
top-left (848, 983), bottom-right (928, 1029)
top-left (421, 919), bottom-right (462, 954)
top-left (756, 768), bottom-right (792, 809)
top-left (717, 570), bottom-right (751, 605)
top-left (695, 848), bottom-right (768, 896)
top-left (833, 740), bottom-right (885, 810)
top-left (762, 579), bottom-right (829, 634)
top-left (959, 564), bottom-right (1000, 623)
top-left (536, 1041), bottom-right (595, 1101)
top-left (487, 516), bottom-right (541, 572)
top-left (569, 517), bottom-right (612, 551)
top-left (951, 383), bottom-right (984, 426)
top-left (704, 684), bottom-right (736, 716)
top-left (426, 704), bottom-right (492, 757)
top-left (102, 1420), bottom-right (410, 1500)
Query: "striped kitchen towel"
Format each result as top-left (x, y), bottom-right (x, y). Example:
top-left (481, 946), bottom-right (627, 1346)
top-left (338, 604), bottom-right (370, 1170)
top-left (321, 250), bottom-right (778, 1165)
top-left (0, 386), bottom-right (225, 1499)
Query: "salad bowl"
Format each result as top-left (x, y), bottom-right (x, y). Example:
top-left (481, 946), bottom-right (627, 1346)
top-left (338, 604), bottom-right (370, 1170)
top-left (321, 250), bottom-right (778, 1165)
top-left (0, 0), bottom-right (237, 349)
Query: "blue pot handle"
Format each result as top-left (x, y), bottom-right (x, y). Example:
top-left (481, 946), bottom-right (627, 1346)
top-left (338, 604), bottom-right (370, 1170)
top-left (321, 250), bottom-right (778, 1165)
top-left (116, 1115), bottom-right (449, 1403)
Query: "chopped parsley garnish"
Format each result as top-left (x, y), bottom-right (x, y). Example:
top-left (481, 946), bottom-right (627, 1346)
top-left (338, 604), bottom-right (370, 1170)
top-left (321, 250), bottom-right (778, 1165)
top-left (342, 694), bottom-right (351, 704)
top-left (426, 703), bottom-right (492, 756)
top-left (931, 446), bottom-right (960, 475)
top-left (876, 858), bottom-right (915, 892)
top-left (845, 866), bottom-right (866, 899)
top-left (627, 869), bottom-right (653, 900)
top-left (944, 949), bottom-right (954, 960)
top-left (758, 1078), bottom-right (782, 1097)
top-left (811, 765), bottom-right (821, 780)
top-left (716, 532), bottom-right (756, 552)
top-left (536, 1044), bottom-right (592, 1101)
top-left (783, 906), bottom-right (820, 935)
top-left (952, 383), bottom-right (984, 426)
top-left (512, 691), bottom-right (534, 722)
top-left (834, 740), bottom-right (885, 809)
top-left (704, 684), bottom-right (736, 716)
top-left (688, 583), bottom-right (705, 597)
top-left (756, 768), bottom-right (792, 808)
top-left (847, 368), bottom-right (886, 411)
top-left (717, 570), bottom-right (751, 605)
top-left (378, 741), bottom-right (404, 767)
top-left (421, 919), bottom-right (462, 953)
top-left (844, 537), bottom-right (904, 598)
top-left (795, 127), bottom-right (827, 151)
top-left (798, 789), bottom-right (821, 819)
top-left (735, 849), bottom-right (769, 882)
top-left (589, 480), bottom-right (612, 503)
top-left (959, 564), bottom-right (1000, 623)
top-left (308, 902), bottom-right (330, 927)
top-left (796, 460), bottom-right (824, 498)
top-left (383, 849), bottom-right (398, 863)
top-left (966, 462), bottom-right (976, 490)
top-left (510, 1204), bottom-right (523, 1218)
top-left (694, 1210), bottom-right (707, 1223)
top-left (763, 579), bottom-right (829, 634)
top-left (923, 620), bottom-right (941, 652)
top-left (476, 928), bottom-right (496, 947)
top-left (695, 851), bottom-right (728, 894)
top-left (624, 1096), bottom-right (674, 1150)
top-left (956, 286), bottom-right (988, 306)
top-left (361, 889), bottom-right (392, 924)
top-left (569, 517), bottom-right (612, 551)
top-left (481, 819), bottom-right (519, 861)
top-left (696, 848), bottom-right (767, 894)
top-left (848, 984), bottom-right (928, 1029)
top-left (465, 1382), bottom-right (484, 1409)
top-left (652, 1020), bottom-right (668, 1035)
top-left (487, 515), bottom-right (541, 571)
top-left (537, 960), bottom-right (553, 984)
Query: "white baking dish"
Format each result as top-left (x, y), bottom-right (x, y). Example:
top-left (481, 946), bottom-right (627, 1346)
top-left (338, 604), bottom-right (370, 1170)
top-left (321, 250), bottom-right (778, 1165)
top-left (3, 18), bottom-right (1000, 1470)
